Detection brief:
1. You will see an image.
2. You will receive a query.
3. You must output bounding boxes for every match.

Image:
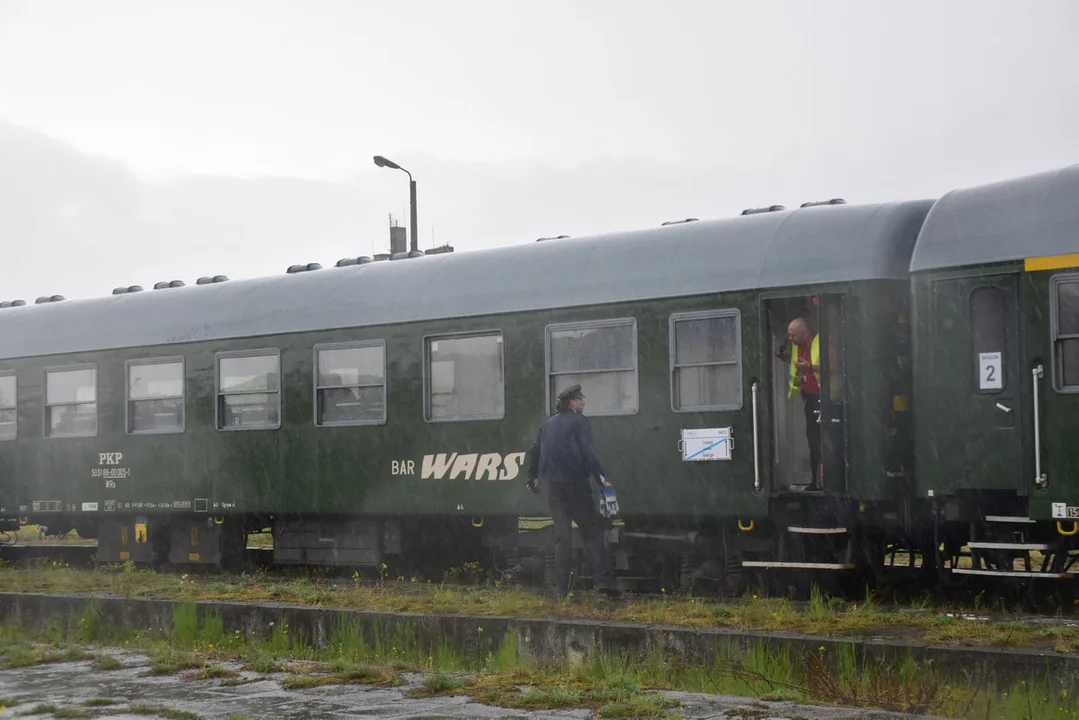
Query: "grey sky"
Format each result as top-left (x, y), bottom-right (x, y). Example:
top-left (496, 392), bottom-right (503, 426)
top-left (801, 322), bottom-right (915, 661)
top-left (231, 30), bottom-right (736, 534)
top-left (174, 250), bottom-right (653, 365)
top-left (1, 0), bottom-right (1077, 302)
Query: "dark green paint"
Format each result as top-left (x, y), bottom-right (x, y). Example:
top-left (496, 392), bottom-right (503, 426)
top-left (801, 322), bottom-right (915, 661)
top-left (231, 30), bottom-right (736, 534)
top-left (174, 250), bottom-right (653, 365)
top-left (912, 262), bottom-right (1079, 521)
top-left (3, 279), bottom-right (914, 527)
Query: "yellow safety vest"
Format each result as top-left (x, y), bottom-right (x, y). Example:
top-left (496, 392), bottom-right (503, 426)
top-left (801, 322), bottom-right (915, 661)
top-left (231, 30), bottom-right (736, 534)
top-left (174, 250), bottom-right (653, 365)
top-left (788, 334), bottom-right (820, 399)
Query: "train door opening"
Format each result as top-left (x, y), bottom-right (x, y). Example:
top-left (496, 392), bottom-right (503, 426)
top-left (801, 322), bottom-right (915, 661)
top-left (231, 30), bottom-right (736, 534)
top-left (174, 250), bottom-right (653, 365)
top-left (764, 295), bottom-right (848, 494)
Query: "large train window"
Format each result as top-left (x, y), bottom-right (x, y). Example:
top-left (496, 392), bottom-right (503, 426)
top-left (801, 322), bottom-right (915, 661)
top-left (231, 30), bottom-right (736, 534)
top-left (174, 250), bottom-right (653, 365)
top-left (970, 287), bottom-right (1007, 394)
top-left (126, 358), bottom-right (184, 434)
top-left (0, 371), bottom-right (15, 441)
top-left (44, 365), bottom-right (97, 438)
top-left (1052, 275), bottom-right (1079, 391)
top-left (315, 340), bottom-right (386, 426)
top-left (215, 350), bottom-right (281, 430)
top-left (424, 331), bottom-right (504, 422)
top-left (669, 309), bottom-right (742, 411)
top-left (545, 318), bottom-right (638, 416)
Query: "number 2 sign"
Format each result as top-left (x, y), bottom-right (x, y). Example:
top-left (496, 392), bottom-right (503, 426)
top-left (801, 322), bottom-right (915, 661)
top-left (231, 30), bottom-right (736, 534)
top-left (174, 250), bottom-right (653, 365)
top-left (979, 352), bottom-right (1003, 390)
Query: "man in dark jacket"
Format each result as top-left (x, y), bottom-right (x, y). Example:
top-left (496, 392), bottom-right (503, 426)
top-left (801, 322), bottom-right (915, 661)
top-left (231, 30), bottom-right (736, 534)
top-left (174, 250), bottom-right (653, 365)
top-left (526, 384), bottom-right (620, 599)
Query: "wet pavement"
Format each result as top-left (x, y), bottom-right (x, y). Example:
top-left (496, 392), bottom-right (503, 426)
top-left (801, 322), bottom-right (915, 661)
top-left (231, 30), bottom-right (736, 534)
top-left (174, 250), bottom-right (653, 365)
top-left (0, 648), bottom-right (942, 719)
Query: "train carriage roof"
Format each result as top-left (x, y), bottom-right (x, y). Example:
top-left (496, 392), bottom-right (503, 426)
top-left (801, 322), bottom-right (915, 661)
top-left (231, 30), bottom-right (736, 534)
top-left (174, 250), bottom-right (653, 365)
top-left (0, 199), bottom-right (932, 360)
top-left (910, 164), bottom-right (1079, 272)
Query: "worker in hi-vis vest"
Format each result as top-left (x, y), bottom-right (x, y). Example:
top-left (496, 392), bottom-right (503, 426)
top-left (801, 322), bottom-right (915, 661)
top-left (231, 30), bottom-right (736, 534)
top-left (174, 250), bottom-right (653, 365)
top-left (786, 317), bottom-right (821, 490)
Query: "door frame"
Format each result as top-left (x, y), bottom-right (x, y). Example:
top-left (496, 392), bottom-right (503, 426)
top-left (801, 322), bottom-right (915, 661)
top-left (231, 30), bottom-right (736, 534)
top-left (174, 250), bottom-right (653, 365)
top-left (759, 287), bottom-right (851, 495)
top-left (928, 270), bottom-right (1026, 495)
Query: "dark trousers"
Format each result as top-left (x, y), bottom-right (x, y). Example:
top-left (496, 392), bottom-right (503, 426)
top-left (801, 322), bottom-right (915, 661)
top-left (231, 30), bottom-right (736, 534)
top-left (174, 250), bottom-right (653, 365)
top-left (548, 480), bottom-right (614, 597)
top-left (803, 392), bottom-right (821, 485)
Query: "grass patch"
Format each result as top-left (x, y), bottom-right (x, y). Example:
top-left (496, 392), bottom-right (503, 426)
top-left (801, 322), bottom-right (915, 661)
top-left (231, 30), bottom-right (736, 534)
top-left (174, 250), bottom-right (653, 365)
top-left (196, 664), bottom-right (237, 679)
top-left (145, 647), bottom-right (205, 675)
top-left (81, 698), bottom-right (118, 706)
top-left (91, 654), bottom-right (123, 670)
top-left (124, 705), bottom-right (199, 720)
top-left (18, 705), bottom-right (90, 718)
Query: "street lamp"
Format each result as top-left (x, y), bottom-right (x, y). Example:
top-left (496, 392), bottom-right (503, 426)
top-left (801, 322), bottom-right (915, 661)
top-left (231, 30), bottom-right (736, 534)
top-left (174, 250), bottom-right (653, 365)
top-left (373, 155), bottom-right (418, 254)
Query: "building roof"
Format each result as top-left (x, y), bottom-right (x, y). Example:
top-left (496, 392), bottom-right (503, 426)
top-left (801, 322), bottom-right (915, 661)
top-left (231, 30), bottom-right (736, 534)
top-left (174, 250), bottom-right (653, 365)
top-left (0, 199), bottom-right (933, 360)
top-left (910, 164), bottom-right (1079, 272)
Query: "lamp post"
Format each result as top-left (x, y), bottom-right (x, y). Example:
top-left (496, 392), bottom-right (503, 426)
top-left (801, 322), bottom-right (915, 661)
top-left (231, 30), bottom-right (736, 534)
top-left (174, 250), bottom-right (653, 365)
top-left (373, 155), bottom-right (418, 254)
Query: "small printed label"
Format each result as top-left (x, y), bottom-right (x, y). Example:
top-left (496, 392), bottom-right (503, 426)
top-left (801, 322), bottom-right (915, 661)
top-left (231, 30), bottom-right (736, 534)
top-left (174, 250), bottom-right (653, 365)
top-left (81, 502), bottom-right (99, 512)
top-left (1052, 502), bottom-right (1067, 519)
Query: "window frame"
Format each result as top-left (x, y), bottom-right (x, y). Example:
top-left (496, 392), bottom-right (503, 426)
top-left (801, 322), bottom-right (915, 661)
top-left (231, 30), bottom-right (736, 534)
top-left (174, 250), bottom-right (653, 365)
top-left (0, 370), bottom-right (15, 441)
top-left (968, 285), bottom-right (1008, 396)
top-left (43, 363), bottom-right (98, 439)
top-left (125, 356), bottom-right (186, 435)
top-left (1050, 273), bottom-right (1079, 393)
top-left (214, 348), bottom-right (282, 431)
top-left (312, 339), bottom-right (388, 427)
top-left (544, 317), bottom-right (639, 417)
top-left (422, 329), bottom-right (506, 423)
top-left (668, 308), bottom-right (743, 412)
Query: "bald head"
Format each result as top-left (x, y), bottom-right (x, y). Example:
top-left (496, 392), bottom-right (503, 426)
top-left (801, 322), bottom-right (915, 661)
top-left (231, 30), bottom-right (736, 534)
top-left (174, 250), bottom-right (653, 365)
top-left (787, 318), bottom-right (814, 347)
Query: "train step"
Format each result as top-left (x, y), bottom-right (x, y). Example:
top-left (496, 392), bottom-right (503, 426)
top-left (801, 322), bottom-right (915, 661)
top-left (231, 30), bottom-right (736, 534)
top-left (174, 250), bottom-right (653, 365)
top-left (967, 541), bottom-right (1053, 551)
top-left (742, 561), bottom-right (855, 570)
top-left (952, 568), bottom-right (1072, 579)
top-left (983, 515), bottom-right (1036, 524)
top-left (787, 526), bottom-right (848, 535)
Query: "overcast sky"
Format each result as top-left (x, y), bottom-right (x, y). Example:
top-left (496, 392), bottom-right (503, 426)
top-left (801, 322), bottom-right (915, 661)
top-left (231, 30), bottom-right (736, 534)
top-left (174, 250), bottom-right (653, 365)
top-left (1, 0), bottom-right (1078, 302)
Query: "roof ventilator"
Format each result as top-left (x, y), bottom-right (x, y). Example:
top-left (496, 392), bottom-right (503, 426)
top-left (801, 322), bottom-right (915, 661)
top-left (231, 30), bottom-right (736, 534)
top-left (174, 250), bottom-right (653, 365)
top-left (661, 218), bottom-right (699, 226)
top-left (740, 205), bottom-right (786, 215)
top-left (335, 256), bottom-right (375, 267)
top-left (35, 295), bottom-right (66, 304)
top-left (390, 250), bottom-right (426, 260)
top-left (0, 300), bottom-right (28, 308)
top-left (536, 235), bottom-right (570, 242)
top-left (112, 285), bottom-right (144, 295)
top-left (195, 275), bottom-right (229, 285)
top-left (800, 198), bottom-right (846, 208)
top-left (153, 280), bottom-right (187, 289)
top-left (286, 262), bottom-right (323, 274)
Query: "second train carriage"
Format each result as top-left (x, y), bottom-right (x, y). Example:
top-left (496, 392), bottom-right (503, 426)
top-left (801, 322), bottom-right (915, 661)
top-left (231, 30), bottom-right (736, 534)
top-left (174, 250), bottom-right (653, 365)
top-left (909, 164), bottom-right (1079, 581)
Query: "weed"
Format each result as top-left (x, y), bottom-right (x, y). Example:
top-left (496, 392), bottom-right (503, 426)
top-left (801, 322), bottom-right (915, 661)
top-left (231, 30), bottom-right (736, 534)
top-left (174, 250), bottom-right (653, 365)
top-left (91, 654), bottom-right (123, 670)
top-left (125, 705), bottom-right (199, 720)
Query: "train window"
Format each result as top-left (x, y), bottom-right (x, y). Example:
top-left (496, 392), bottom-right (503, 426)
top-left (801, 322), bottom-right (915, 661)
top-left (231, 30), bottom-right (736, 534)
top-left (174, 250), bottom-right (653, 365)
top-left (546, 319), bottom-right (638, 416)
top-left (1052, 276), bottom-right (1079, 390)
top-left (216, 350), bottom-right (281, 430)
top-left (0, 371), bottom-right (15, 441)
top-left (424, 331), bottom-right (504, 422)
top-left (44, 365), bottom-right (97, 437)
top-left (970, 287), bottom-right (1007, 393)
top-left (669, 310), bottom-right (742, 411)
top-left (127, 358), bottom-right (184, 434)
top-left (315, 341), bottom-right (386, 426)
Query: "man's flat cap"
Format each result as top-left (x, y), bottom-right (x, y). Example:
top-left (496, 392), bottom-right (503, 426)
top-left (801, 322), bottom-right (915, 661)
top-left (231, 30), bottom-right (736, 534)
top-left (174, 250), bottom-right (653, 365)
top-left (557, 384), bottom-right (584, 402)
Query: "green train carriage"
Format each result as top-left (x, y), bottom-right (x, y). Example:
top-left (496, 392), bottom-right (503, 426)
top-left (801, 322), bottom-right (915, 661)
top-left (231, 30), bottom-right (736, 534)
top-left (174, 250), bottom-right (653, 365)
top-left (0, 195), bottom-right (933, 591)
top-left (909, 164), bottom-right (1079, 580)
